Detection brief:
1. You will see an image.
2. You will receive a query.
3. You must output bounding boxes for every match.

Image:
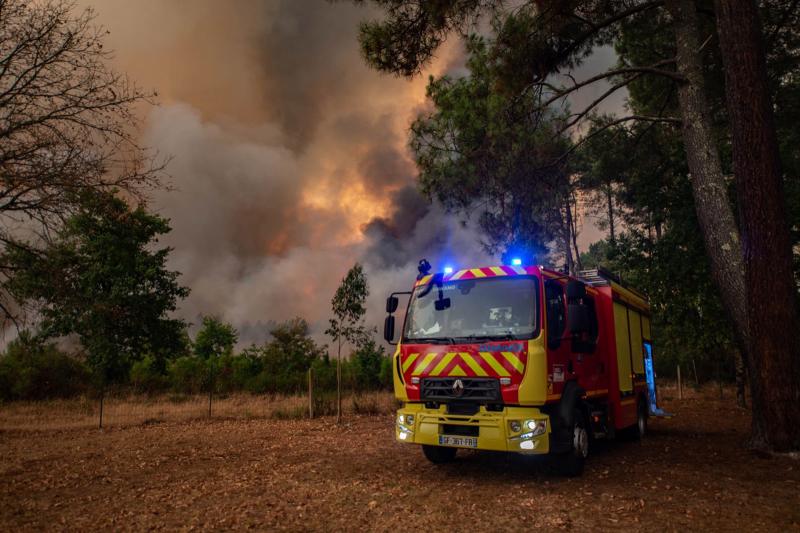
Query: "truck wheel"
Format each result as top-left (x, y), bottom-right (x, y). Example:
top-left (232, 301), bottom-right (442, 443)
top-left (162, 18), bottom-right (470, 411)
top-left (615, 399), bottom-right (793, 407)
top-left (636, 399), bottom-right (648, 438)
top-left (619, 399), bottom-right (648, 441)
top-left (422, 445), bottom-right (457, 464)
top-left (555, 409), bottom-right (588, 477)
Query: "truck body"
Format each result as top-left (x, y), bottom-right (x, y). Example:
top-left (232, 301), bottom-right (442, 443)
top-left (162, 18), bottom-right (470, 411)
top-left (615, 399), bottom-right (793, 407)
top-left (384, 263), bottom-right (661, 475)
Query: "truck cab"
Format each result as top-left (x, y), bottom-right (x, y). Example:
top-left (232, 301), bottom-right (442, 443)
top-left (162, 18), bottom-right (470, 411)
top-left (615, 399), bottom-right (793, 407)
top-left (384, 261), bottom-right (658, 476)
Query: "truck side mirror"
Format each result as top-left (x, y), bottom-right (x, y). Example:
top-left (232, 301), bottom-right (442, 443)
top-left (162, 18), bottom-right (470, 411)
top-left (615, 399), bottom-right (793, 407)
top-left (567, 303), bottom-right (590, 334)
top-left (386, 296), bottom-right (399, 313)
top-left (566, 280), bottom-right (586, 300)
top-left (434, 297), bottom-right (451, 311)
top-left (384, 315), bottom-right (396, 343)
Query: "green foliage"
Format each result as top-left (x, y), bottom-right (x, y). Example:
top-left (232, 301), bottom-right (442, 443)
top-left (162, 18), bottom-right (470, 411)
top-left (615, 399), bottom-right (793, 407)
top-left (130, 355), bottom-right (168, 394)
top-left (348, 339), bottom-right (387, 390)
top-left (410, 35), bottom-right (573, 260)
top-left (168, 356), bottom-right (209, 395)
top-left (0, 333), bottom-right (90, 401)
top-left (1, 191), bottom-right (189, 384)
top-left (326, 263), bottom-right (373, 352)
top-left (310, 354), bottom-right (338, 391)
top-left (214, 347), bottom-right (265, 393)
top-left (356, 0), bottom-right (487, 77)
top-left (194, 316), bottom-right (238, 359)
top-left (379, 356), bottom-right (394, 389)
top-left (255, 318), bottom-right (326, 394)
top-left (577, 117), bottom-right (739, 379)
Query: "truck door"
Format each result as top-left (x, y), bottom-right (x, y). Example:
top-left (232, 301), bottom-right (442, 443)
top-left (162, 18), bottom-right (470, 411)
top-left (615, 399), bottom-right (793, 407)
top-left (628, 310), bottom-right (645, 378)
top-left (544, 279), bottom-right (569, 397)
top-left (613, 302), bottom-right (633, 393)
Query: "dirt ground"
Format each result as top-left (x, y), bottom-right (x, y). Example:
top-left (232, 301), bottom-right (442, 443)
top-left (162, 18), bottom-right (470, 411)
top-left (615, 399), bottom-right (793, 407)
top-left (1, 389), bottom-right (799, 532)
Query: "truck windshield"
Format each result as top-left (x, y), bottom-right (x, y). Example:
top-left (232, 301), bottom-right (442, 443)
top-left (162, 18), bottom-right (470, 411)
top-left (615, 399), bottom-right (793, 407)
top-left (403, 276), bottom-right (539, 342)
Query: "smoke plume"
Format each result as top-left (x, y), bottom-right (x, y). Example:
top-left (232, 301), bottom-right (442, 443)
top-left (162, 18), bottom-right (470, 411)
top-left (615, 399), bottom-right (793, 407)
top-left (84, 0), bottom-right (491, 346)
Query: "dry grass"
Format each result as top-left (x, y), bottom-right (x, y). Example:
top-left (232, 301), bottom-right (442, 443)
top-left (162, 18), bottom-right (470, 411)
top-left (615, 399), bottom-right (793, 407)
top-left (0, 390), bottom-right (399, 431)
top-left (2, 388), bottom-right (798, 531)
top-left (0, 381), bottom-right (737, 432)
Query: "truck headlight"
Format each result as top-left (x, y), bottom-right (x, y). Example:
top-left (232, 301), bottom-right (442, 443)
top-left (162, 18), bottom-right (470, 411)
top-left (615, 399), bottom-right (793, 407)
top-left (406, 414), bottom-right (414, 426)
top-left (524, 419), bottom-right (546, 437)
top-left (509, 420), bottom-right (521, 433)
top-left (397, 414), bottom-right (405, 425)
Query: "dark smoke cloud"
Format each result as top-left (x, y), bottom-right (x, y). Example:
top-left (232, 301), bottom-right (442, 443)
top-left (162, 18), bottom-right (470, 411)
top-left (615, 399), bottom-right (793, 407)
top-left (362, 186), bottom-right (431, 269)
top-left (82, 0), bottom-right (485, 346)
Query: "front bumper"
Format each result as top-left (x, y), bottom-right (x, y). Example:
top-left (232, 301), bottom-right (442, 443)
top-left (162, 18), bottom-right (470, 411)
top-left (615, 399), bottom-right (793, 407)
top-left (395, 404), bottom-right (550, 454)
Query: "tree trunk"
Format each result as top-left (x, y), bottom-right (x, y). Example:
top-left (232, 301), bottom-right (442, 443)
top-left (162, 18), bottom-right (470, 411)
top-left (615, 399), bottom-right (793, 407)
top-left (563, 196), bottom-right (575, 275)
top-left (605, 182), bottom-right (616, 245)
top-left (735, 348), bottom-right (747, 408)
top-left (336, 337), bottom-right (342, 424)
top-left (714, 0), bottom-right (800, 451)
top-left (570, 194), bottom-right (583, 272)
top-left (665, 0), bottom-right (753, 411)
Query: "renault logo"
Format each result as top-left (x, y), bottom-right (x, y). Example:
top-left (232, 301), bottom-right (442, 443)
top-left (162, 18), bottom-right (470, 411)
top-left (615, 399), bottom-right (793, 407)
top-left (452, 379), bottom-right (465, 397)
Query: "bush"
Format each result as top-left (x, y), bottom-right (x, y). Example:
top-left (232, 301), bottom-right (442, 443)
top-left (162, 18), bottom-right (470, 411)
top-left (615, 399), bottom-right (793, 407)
top-left (168, 356), bottom-right (209, 394)
top-left (0, 333), bottom-right (90, 401)
top-left (349, 339), bottom-right (387, 391)
top-left (130, 355), bottom-right (168, 394)
top-left (310, 354), bottom-right (337, 392)
top-left (214, 350), bottom-right (264, 393)
top-left (379, 356), bottom-right (393, 389)
top-left (259, 318), bottom-right (326, 394)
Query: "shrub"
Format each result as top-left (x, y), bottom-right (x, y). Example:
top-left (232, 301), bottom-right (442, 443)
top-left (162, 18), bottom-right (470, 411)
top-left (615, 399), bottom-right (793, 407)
top-left (130, 355), bottom-right (169, 394)
top-left (168, 356), bottom-right (209, 394)
top-left (0, 333), bottom-right (90, 401)
top-left (349, 339), bottom-right (387, 391)
top-left (310, 354), bottom-right (337, 392)
top-left (379, 356), bottom-right (393, 389)
top-left (259, 318), bottom-right (326, 394)
top-left (213, 351), bottom-right (264, 393)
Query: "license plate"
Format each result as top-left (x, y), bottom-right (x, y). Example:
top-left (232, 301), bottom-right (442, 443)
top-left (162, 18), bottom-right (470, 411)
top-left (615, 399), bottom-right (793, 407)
top-left (438, 435), bottom-right (478, 448)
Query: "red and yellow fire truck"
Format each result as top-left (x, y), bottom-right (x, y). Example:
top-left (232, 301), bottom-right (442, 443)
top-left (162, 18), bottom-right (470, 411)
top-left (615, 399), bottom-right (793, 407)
top-left (383, 260), bottom-right (662, 476)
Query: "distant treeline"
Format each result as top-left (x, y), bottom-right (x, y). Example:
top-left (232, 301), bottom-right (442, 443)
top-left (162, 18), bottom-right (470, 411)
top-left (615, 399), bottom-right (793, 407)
top-left (0, 317), bottom-right (392, 402)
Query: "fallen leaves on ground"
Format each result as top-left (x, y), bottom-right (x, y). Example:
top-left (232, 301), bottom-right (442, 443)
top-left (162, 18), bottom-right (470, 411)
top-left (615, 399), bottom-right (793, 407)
top-left (1, 391), bottom-right (799, 531)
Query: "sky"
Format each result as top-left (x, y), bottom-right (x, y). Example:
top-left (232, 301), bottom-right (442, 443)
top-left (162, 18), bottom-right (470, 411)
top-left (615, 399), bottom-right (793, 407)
top-left (82, 0), bottom-right (620, 346)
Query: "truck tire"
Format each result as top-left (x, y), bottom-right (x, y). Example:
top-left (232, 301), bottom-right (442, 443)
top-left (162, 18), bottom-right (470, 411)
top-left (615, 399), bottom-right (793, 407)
top-left (554, 409), bottom-right (588, 477)
top-left (422, 445), bottom-right (457, 464)
top-left (619, 398), bottom-right (648, 441)
top-left (636, 399), bottom-right (648, 438)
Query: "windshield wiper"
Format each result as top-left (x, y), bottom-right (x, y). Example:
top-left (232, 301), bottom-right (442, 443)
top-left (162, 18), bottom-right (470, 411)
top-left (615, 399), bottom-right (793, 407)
top-left (406, 337), bottom-right (456, 345)
top-left (461, 334), bottom-right (519, 341)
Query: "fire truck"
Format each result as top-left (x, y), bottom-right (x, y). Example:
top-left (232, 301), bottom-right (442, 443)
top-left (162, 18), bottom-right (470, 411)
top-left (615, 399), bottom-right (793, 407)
top-left (383, 260), bottom-right (663, 476)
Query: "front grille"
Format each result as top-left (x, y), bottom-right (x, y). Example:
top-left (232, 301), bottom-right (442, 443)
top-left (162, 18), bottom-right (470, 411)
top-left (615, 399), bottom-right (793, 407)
top-left (421, 377), bottom-right (501, 402)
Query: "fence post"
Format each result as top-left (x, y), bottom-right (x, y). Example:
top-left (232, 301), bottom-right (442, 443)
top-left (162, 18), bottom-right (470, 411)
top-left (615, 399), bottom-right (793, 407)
top-left (677, 365), bottom-right (683, 400)
top-left (208, 361), bottom-right (213, 419)
top-left (99, 388), bottom-right (104, 429)
top-left (308, 367), bottom-right (314, 419)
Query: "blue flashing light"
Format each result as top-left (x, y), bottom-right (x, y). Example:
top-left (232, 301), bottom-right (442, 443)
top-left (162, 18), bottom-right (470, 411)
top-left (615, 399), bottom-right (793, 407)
top-left (443, 266), bottom-right (454, 274)
top-left (511, 258), bottom-right (522, 266)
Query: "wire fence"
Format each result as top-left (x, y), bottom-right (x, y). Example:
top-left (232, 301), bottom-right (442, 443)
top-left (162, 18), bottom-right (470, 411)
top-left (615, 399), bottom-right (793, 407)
top-left (0, 387), bottom-right (398, 432)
